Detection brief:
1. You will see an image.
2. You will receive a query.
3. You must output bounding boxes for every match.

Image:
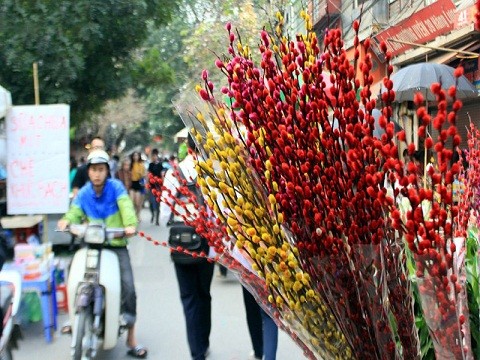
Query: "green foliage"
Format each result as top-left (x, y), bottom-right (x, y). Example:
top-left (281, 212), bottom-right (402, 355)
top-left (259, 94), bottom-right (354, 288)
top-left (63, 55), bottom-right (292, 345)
top-left (0, 0), bottom-right (178, 125)
top-left (466, 228), bottom-right (480, 358)
top-left (134, 0), bottom-right (285, 151)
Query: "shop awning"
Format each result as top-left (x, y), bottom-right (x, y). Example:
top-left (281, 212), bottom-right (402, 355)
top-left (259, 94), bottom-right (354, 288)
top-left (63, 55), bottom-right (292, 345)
top-left (174, 127), bottom-right (189, 142)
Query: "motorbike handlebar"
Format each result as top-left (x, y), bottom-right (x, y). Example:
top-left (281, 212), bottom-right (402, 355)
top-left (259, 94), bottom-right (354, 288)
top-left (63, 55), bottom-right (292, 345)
top-left (55, 225), bottom-right (134, 239)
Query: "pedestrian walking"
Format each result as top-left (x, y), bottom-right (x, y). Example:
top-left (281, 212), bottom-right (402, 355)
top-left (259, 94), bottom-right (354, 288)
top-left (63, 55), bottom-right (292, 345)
top-left (160, 134), bottom-right (214, 360)
top-left (130, 151), bottom-right (146, 220)
top-left (147, 148), bottom-right (163, 225)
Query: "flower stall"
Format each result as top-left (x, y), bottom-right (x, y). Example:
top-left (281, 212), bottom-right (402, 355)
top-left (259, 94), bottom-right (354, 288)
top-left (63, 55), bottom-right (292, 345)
top-left (144, 5), bottom-right (480, 360)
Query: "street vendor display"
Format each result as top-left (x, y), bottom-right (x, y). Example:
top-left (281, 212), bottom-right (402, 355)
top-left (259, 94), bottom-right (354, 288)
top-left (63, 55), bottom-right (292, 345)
top-left (144, 8), bottom-right (480, 360)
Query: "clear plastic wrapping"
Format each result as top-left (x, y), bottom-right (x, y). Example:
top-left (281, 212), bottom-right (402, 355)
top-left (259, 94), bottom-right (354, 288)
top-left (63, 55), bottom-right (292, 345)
top-left (414, 237), bottom-right (472, 360)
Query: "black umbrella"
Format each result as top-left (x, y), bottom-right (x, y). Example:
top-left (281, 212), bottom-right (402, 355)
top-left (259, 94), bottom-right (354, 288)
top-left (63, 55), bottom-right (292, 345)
top-left (381, 63), bottom-right (478, 102)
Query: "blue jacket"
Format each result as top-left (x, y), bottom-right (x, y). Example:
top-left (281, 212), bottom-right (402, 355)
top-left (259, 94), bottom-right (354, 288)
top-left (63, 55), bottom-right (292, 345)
top-left (63, 179), bottom-right (137, 246)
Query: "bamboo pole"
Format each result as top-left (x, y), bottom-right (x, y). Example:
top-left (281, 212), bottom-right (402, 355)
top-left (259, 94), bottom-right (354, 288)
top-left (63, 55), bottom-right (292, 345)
top-left (33, 62), bottom-right (48, 243)
top-left (388, 39), bottom-right (479, 59)
top-left (33, 62), bottom-right (40, 106)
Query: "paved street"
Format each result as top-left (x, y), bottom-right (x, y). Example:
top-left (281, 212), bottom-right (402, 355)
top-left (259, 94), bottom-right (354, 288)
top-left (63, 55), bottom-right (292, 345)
top-left (13, 209), bottom-right (307, 360)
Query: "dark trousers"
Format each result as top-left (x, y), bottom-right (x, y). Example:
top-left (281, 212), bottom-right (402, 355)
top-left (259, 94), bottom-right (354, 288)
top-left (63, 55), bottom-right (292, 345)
top-left (109, 247), bottom-right (137, 326)
top-left (174, 261), bottom-right (214, 360)
top-left (148, 190), bottom-right (159, 224)
top-left (242, 286), bottom-right (278, 360)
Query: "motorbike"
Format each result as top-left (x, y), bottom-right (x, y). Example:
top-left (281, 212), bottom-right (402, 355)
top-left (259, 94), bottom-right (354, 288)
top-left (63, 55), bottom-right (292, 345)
top-left (62, 224), bottom-right (126, 360)
top-left (0, 268), bottom-right (22, 360)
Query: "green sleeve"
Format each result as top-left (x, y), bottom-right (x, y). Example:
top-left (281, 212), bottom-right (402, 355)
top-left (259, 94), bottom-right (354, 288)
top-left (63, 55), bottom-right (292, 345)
top-left (117, 194), bottom-right (138, 227)
top-left (62, 204), bottom-right (85, 224)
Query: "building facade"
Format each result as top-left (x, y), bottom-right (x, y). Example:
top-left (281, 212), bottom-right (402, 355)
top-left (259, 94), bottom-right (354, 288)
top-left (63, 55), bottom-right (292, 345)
top-left (305, 0), bottom-right (479, 148)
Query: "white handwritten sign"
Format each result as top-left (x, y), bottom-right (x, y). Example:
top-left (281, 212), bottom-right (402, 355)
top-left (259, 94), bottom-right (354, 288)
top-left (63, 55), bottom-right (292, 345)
top-left (6, 104), bottom-right (70, 214)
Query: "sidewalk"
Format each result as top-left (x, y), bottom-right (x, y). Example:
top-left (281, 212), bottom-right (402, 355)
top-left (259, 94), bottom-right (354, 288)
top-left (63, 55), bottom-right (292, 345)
top-left (13, 208), bottom-right (307, 359)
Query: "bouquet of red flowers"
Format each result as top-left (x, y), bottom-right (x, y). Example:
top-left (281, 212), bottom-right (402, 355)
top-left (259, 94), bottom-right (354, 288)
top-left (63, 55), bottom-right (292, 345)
top-left (144, 4), bottom-right (480, 359)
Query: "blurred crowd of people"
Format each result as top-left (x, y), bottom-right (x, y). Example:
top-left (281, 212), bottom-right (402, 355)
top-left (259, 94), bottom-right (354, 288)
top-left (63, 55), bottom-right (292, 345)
top-left (69, 137), bottom-right (180, 225)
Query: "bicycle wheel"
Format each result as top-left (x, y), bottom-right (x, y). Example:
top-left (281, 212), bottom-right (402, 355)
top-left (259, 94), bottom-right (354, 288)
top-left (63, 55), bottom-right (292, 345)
top-left (72, 307), bottom-right (94, 360)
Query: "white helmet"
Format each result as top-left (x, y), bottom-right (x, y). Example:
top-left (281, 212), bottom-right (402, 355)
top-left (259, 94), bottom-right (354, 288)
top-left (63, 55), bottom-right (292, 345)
top-left (87, 149), bottom-right (110, 166)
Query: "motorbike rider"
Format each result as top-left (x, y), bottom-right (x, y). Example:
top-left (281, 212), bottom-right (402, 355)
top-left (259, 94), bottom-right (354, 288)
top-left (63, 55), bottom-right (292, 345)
top-left (57, 149), bottom-right (148, 359)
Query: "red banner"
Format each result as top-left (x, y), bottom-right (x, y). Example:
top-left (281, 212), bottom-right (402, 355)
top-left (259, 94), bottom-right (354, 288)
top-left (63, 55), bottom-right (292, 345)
top-left (373, 0), bottom-right (456, 58)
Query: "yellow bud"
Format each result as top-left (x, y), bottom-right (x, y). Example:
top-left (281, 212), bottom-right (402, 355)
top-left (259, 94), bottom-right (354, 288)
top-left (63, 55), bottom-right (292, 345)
top-left (265, 160), bottom-right (272, 171)
top-left (227, 216), bottom-right (238, 227)
top-left (293, 281), bottom-right (303, 292)
top-left (244, 209), bottom-right (254, 220)
top-left (218, 182), bottom-right (228, 193)
top-left (207, 177), bottom-right (216, 187)
top-left (261, 233), bottom-right (272, 243)
top-left (277, 213), bottom-right (284, 223)
top-left (273, 224), bottom-right (280, 234)
top-left (272, 181), bottom-right (278, 192)
top-left (220, 161), bottom-right (228, 170)
top-left (268, 295), bottom-right (274, 303)
top-left (224, 132), bottom-right (234, 144)
top-left (246, 228), bottom-right (257, 236)
top-left (209, 191), bottom-right (217, 201)
top-left (195, 84), bottom-right (202, 92)
top-left (254, 208), bottom-right (264, 217)
top-left (252, 235), bottom-right (261, 243)
top-left (206, 139), bottom-right (215, 148)
top-left (264, 170), bottom-right (270, 180)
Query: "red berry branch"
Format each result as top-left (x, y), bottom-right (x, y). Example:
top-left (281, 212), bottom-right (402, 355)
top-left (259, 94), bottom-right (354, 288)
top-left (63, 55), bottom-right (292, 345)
top-left (211, 16), bottom-right (419, 359)
top-left (383, 66), bottom-right (473, 358)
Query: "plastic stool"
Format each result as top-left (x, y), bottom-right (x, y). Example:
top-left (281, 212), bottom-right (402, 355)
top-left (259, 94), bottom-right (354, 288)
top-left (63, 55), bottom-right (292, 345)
top-left (22, 272), bottom-right (57, 342)
top-left (56, 284), bottom-right (68, 312)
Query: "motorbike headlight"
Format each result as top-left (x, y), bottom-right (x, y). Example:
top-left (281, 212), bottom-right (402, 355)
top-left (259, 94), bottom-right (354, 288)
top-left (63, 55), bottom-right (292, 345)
top-left (84, 225), bottom-right (105, 244)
